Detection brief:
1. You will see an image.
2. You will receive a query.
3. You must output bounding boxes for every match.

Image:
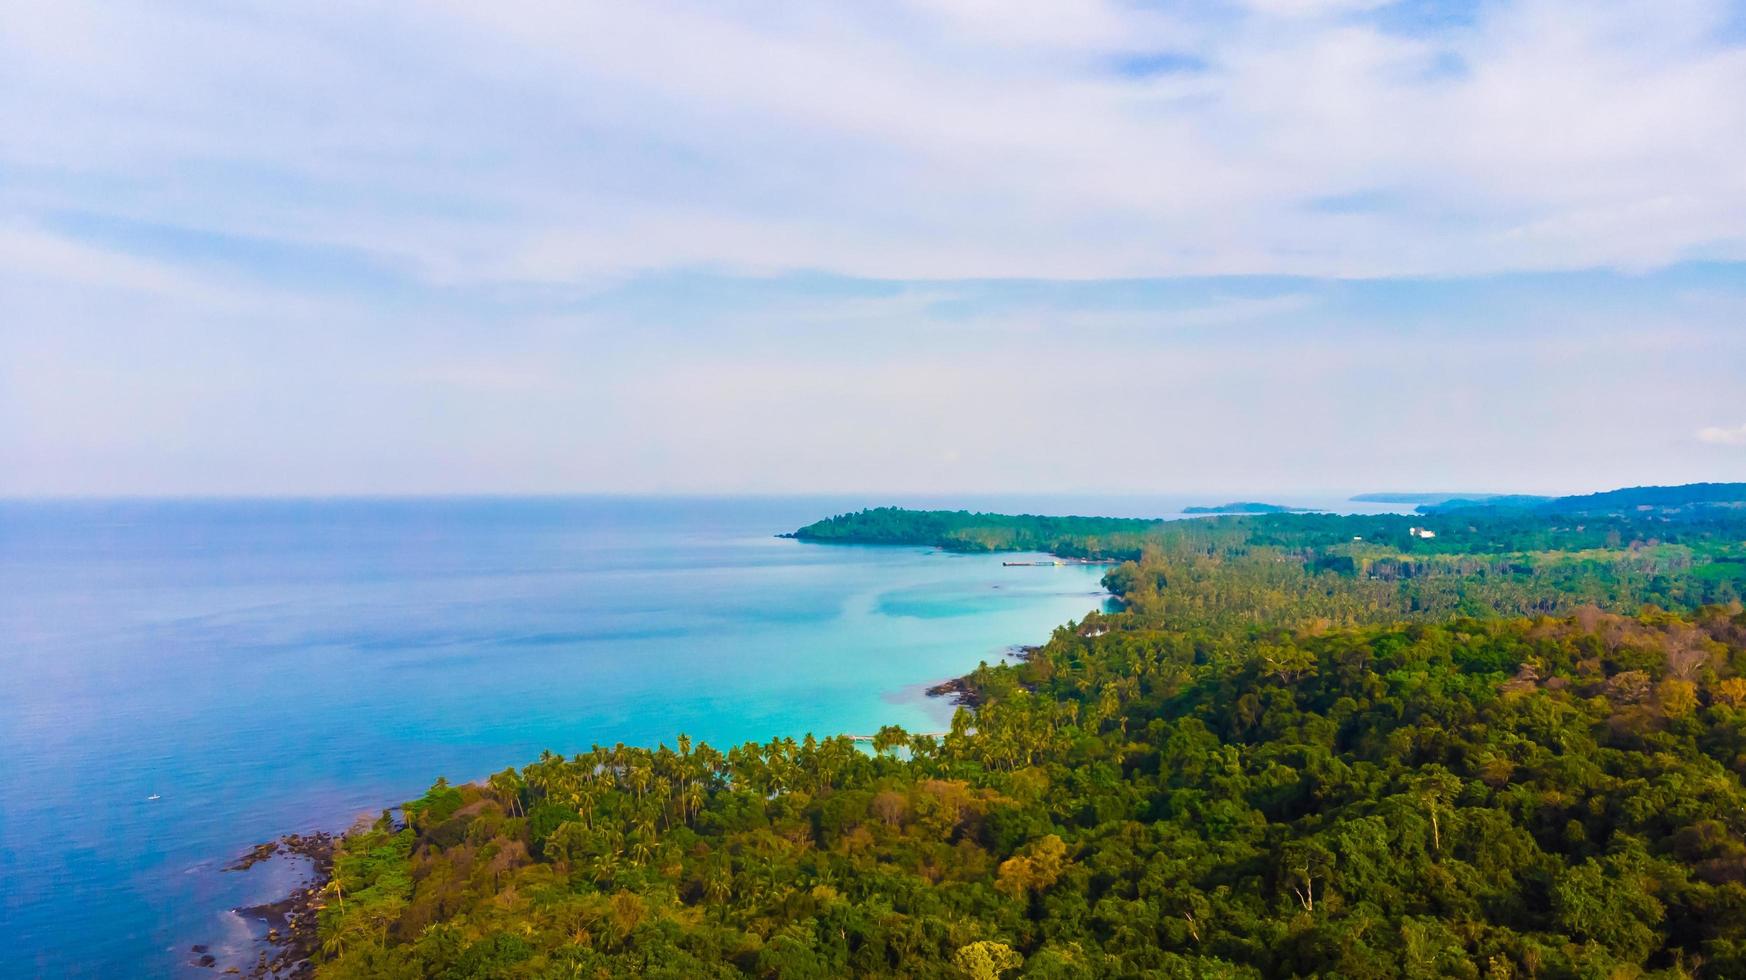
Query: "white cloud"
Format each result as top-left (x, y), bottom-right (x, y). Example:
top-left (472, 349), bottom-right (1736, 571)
top-left (2, 0), bottom-right (1744, 283)
top-left (1699, 423), bottom-right (1746, 446)
top-left (3, 0), bottom-right (1746, 495)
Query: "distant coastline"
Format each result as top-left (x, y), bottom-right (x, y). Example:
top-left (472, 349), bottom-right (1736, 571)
top-left (1349, 491), bottom-right (1507, 504)
top-left (1180, 501), bottom-right (1315, 514)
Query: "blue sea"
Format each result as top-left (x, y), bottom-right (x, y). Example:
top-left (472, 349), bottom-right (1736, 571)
top-left (0, 494), bottom-right (1405, 976)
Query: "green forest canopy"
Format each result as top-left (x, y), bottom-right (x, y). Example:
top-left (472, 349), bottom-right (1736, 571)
top-left (316, 489), bottom-right (1746, 978)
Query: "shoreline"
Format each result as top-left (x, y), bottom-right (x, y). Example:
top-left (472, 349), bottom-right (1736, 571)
top-left (211, 643), bottom-right (1049, 975)
top-left (923, 643), bottom-right (1042, 709)
top-left (208, 552), bottom-right (1109, 974)
top-left (204, 832), bottom-right (337, 977)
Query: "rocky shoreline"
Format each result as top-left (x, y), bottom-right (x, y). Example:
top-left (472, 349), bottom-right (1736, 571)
top-left (202, 832), bottom-right (336, 978)
top-left (924, 644), bottom-right (1040, 708)
top-left (203, 641), bottom-right (1052, 974)
top-left (924, 675), bottom-right (983, 707)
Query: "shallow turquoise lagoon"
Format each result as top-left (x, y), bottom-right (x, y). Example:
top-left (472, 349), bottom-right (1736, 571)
top-left (0, 497), bottom-right (1113, 976)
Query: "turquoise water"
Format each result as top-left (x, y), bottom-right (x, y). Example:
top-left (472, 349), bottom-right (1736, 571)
top-left (0, 497), bottom-right (1114, 976)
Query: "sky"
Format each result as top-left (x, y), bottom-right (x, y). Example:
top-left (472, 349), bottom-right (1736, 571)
top-left (3, 0), bottom-right (1745, 498)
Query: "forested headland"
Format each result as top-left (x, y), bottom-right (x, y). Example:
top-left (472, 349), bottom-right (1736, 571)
top-left (1181, 503), bottom-right (1314, 515)
top-left (310, 485), bottom-right (1746, 978)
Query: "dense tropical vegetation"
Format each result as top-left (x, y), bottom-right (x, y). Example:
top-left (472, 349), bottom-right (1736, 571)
top-left (315, 487), bottom-right (1746, 978)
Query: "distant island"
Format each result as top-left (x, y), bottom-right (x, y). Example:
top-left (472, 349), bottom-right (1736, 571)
top-left (1180, 501), bottom-right (1314, 514)
top-left (1349, 491), bottom-right (1509, 505)
top-left (782, 507), bottom-right (1166, 554)
top-left (1415, 482), bottom-right (1746, 515)
top-left (1348, 485), bottom-right (1746, 516)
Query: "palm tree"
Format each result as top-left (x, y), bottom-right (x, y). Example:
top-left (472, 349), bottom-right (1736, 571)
top-left (682, 779), bottom-right (705, 825)
top-left (319, 926), bottom-right (348, 961)
top-left (593, 850), bottom-right (622, 886)
top-left (488, 768), bottom-right (524, 818)
top-left (629, 834), bottom-right (655, 867)
top-left (704, 860), bottom-right (734, 920)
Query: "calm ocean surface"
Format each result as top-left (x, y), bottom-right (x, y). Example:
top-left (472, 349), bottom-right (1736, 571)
top-left (0, 494), bottom-right (1402, 976)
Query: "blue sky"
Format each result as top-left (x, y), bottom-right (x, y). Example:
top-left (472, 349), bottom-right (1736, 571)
top-left (3, 0), bottom-right (1745, 496)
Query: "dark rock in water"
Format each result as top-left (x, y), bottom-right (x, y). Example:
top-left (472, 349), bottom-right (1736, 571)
top-left (191, 945), bottom-right (209, 954)
top-left (224, 841), bottom-right (280, 872)
top-left (197, 954), bottom-right (217, 968)
top-left (926, 677), bottom-right (982, 708)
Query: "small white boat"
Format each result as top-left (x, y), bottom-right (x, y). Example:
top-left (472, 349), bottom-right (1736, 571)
top-left (147, 794), bottom-right (161, 801)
